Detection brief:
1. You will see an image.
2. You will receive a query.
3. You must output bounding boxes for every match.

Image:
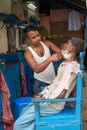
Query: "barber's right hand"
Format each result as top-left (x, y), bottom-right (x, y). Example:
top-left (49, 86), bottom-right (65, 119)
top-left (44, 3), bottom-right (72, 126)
top-left (49, 53), bottom-right (61, 62)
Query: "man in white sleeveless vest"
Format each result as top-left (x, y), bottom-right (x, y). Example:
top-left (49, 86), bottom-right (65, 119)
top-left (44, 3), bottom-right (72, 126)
top-left (24, 25), bottom-right (61, 96)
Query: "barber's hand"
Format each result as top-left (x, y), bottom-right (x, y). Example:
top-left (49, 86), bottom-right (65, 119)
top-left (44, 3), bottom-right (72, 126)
top-left (56, 89), bottom-right (67, 98)
top-left (49, 53), bottom-right (61, 62)
top-left (57, 49), bottom-right (62, 57)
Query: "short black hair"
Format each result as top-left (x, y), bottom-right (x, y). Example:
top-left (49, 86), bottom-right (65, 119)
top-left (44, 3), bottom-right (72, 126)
top-left (24, 24), bottom-right (39, 34)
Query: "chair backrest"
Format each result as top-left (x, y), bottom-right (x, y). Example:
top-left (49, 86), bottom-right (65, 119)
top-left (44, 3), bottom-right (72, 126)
top-left (79, 52), bottom-right (85, 71)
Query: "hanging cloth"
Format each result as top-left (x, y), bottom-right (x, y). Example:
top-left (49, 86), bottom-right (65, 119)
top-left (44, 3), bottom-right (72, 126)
top-left (20, 62), bottom-right (28, 96)
top-left (0, 72), bottom-right (14, 130)
top-left (68, 10), bottom-right (81, 31)
top-left (12, 2), bottom-right (25, 20)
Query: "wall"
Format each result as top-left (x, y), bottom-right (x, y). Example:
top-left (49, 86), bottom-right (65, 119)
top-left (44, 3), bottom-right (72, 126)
top-left (49, 9), bottom-right (84, 46)
top-left (39, 15), bottom-right (51, 34)
top-left (0, 0), bottom-right (11, 13)
top-left (0, 21), bottom-right (8, 53)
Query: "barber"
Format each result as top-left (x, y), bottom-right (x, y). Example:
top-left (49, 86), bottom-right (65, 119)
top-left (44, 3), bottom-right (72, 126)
top-left (24, 25), bottom-right (62, 95)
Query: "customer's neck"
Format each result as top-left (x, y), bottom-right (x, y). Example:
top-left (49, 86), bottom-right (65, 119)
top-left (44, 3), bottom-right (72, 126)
top-left (65, 55), bottom-right (76, 62)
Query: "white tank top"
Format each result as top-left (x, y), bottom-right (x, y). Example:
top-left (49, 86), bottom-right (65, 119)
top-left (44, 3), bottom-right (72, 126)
top-left (28, 41), bottom-right (55, 84)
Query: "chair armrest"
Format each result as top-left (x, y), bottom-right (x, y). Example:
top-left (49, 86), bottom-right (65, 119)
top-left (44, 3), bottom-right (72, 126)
top-left (32, 98), bottom-right (76, 103)
top-left (32, 98), bottom-right (76, 123)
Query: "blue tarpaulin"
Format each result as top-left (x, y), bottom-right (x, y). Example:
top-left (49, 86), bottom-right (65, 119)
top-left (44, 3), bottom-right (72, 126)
top-left (0, 13), bottom-right (26, 25)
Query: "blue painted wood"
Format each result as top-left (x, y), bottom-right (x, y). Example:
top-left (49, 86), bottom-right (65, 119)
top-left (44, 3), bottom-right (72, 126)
top-left (0, 59), bottom-right (6, 71)
top-left (0, 125), bottom-right (3, 130)
top-left (3, 63), bottom-right (21, 118)
top-left (0, 52), bottom-right (23, 62)
top-left (79, 52), bottom-right (85, 71)
top-left (0, 91), bottom-right (3, 129)
top-left (14, 96), bottom-right (32, 120)
top-left (0, 91), bottom-right (2, 122)
top-left (0, 13), bottom-right (26, 25)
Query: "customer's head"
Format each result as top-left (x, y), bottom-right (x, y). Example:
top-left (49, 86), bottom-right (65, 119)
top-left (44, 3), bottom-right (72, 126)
top-left (24, 25), bottom-right (41, 46)
top-left (71, 37), bottom-right (84, 55)
top-left (68, 37), bottom-right (85, 60)
top-left (68, 37), bottom-right (85, 56)
top-left (62, 37), bottom-right (85, 61)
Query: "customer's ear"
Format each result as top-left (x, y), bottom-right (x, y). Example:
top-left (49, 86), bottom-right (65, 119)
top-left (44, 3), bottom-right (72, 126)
top-left (69, 46), bottom-right (75, 52)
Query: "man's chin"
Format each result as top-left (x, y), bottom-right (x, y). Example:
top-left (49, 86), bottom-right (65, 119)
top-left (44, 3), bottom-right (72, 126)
top-left (35, 42), bottom-right (40, 46)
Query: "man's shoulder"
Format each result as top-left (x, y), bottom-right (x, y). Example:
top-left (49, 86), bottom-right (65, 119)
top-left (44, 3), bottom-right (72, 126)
top-left (24, 47), bottom-right (32, 56)
top-left (41, 40), bottom-right (50, 48)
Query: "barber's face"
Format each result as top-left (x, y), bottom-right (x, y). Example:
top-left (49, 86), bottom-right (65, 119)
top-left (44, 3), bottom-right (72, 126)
top-left (27, 30), bottom-right (41, 46)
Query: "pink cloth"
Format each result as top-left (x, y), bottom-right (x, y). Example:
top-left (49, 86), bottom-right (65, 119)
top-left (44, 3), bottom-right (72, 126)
top-left (20, 62), bottom-right (28, 96)
top-left (0, 72), bottom-right (14, 130)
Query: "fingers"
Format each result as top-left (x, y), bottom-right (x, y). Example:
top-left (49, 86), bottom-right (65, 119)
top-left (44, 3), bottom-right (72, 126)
top-left (52, 53), bottom-right (62, 61)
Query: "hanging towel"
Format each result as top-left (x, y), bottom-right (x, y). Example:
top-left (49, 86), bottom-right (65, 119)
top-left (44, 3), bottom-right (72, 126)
top-left (0, 72), bottom-right (14, 130)
top-left (68, 10), bottom-right (81, 31)
top-left (12, 2), bottom-right (25, 20)
top-left (20, 62), bottom-right (28, 96)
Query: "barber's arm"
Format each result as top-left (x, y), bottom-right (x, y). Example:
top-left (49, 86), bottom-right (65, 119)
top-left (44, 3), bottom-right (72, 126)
top-left (24, 49), bottom-right (59, 73)
top-left (45, 40), bottom-right (62, 56)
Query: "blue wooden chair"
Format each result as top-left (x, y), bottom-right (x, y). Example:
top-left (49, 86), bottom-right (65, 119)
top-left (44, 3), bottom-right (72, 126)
top-left (32, 52), bottom-right (84, 130)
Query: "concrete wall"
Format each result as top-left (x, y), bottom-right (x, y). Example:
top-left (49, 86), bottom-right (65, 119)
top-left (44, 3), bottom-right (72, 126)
top-left (0, 0), bottom-right (11, 13)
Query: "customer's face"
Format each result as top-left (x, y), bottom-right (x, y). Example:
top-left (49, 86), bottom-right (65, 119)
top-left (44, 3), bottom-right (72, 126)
top-left (27, 30), bottom-right (41, 46)
top-left (62, 39), bottom-right (76, 60)
top-left (62, 43), bottom-right (68, 50)
top-left (67, 39), bottom-right (75, 52)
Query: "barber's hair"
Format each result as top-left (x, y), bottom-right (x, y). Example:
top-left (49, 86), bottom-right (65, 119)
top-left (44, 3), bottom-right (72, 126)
top-left (71, 37), bottom-right (85, 54)
top-left (24, 24), bottom-right (39, 34)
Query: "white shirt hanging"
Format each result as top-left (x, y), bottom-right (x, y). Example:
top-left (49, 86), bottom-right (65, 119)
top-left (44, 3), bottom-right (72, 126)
top-left (68, 10), bottom-right (81, 31)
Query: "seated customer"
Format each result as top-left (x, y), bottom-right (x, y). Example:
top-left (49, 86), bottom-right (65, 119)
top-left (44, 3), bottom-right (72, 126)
top-left (13, 37), bottom-right (84, 130)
